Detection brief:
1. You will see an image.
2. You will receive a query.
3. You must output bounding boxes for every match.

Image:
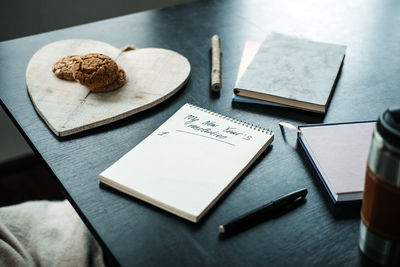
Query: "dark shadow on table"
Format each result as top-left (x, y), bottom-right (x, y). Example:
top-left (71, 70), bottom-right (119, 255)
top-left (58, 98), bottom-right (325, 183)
top-left (209, 88), bottom-right (221, 99)
top-left (230, 56), bottom-right (345, 125)
top-left (232, 101), bottom-right (326, 125)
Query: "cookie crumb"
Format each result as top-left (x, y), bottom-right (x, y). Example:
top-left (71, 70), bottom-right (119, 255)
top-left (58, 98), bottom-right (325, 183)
top-left (120, 45), bottom-right (136, 52)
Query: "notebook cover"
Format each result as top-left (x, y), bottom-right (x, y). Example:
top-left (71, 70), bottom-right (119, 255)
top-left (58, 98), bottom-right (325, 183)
top-left (298, 121), bottom-right (375, 204)
top-left (234, 33), bottom-right (346, 113)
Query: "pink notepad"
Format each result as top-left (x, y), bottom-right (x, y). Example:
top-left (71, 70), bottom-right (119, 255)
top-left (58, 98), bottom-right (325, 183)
top-left (298, 121), bottom-right (375, 203)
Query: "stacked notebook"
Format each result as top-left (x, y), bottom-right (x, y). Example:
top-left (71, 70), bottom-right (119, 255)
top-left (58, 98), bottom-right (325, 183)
top-left (298, 121), bottom-right (375, 203)
top-left (99, 104), bottom-right (274, 222)
top-left (233, 33), bottom-right (347, 114)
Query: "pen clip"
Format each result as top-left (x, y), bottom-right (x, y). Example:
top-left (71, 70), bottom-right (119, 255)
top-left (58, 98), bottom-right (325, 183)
top-left (273, 188), bottom-right (308, 208)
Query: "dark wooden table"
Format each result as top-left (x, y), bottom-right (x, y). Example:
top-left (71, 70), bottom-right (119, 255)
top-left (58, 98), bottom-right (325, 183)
top-left (1, 0), bottom-right (399, 266)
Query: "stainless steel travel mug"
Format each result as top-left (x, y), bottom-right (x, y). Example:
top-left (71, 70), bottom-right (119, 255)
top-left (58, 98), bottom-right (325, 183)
top-left (359, 107), bottom-right (400, 266)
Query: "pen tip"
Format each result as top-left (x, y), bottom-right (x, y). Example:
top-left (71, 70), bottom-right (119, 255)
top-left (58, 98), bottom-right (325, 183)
top-left (219, 225), bottom-right (225, 234)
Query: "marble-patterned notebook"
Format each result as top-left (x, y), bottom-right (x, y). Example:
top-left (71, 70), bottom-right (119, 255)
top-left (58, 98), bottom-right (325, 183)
top-left (234, 33), bottom-right (346, 114)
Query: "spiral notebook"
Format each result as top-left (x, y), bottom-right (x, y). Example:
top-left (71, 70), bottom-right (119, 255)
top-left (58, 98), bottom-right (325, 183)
top-left (99, 103), bottom-right (274, 222)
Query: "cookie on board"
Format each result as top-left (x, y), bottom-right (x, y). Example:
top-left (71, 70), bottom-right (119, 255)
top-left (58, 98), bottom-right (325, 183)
top-left (72, 53), bottom-right (119, 90)
top-left (52, 55), bottom-right (82, 81)
top-left (90, 67), bottom-right (127, 93)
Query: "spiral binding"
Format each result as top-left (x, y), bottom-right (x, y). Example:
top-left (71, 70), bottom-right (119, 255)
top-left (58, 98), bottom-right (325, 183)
top-left (185, 103), bottom-right (273, 135)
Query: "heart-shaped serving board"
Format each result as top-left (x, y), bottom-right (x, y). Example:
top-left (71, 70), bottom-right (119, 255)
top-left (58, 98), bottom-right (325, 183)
top-left (26, 39), bottom-right (191, 137)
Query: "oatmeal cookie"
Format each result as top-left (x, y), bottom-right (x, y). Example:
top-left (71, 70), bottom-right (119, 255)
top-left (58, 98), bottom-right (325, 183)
top-left (89, 67), bottom-right (127, 92)
top-left (52, 55), bottom-right (82, 81)
top-left (72, 53), bottom-right (119, 89)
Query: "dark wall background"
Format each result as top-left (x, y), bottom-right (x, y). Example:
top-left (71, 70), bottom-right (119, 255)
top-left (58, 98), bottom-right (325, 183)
top-left (0, 0), bottom-right (191, 41)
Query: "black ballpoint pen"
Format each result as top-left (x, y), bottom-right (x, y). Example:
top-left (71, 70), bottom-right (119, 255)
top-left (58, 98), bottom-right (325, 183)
top-left (219, 188), bottom-right (308, 234)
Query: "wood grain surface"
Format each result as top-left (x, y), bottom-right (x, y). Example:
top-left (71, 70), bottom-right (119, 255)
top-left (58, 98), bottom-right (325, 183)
top-left (26, 39), bottom-right (190, 136)
top-left (1, 0), bottom-right (398, 266)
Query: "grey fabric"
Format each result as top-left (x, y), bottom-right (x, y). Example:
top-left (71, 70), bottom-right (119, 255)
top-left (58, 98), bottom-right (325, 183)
top-left (0, 200), bottom-right (104, 267)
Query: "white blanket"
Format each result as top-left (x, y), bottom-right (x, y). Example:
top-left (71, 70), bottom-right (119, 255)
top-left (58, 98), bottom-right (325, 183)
top-left (0, 200), bottom-right (104, 267)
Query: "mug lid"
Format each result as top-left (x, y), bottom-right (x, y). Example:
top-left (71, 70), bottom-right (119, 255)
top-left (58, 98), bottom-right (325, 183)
top-left (377, 107), bottom-right (400, 148)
